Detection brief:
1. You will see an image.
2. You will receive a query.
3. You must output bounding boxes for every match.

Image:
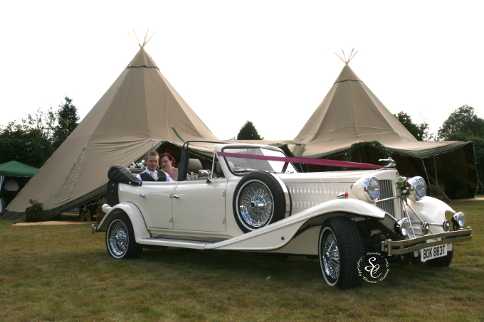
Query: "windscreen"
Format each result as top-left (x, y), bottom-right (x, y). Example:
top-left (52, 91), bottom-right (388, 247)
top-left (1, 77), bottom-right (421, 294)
top-left (223, 147), bottom-right (297, 174)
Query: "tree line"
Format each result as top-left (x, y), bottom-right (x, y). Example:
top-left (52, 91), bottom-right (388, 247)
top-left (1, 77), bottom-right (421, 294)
top-left (395, 106), bottom-right (483, 193)
top-left (0, 97), bottom-right (79, 168)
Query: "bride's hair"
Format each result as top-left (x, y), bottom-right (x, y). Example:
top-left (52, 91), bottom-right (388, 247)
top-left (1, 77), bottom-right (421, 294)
top-left (160, 152), bottom-right (176, 167)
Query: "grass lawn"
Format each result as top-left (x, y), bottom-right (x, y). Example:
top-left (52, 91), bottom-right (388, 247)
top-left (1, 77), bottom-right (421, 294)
top-left (1, 200), bottom-right (483, 321)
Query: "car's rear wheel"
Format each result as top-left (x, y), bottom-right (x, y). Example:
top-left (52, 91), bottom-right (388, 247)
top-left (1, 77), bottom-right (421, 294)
top-left (106, 212), bottom-right (142, 259)
top-left (319, 217), bottom-right (364, 289)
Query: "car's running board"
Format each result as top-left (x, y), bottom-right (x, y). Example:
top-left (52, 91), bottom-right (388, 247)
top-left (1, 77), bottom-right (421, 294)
top-left (137, 238), bottom-right (210, 249)
top-left (150, 234), bottom-right (228, 243)
top-left (138, 217), bottom-right (303, 251)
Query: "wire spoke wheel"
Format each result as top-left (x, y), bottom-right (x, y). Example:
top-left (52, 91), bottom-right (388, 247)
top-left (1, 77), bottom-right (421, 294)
top-left (107, 219), bottom-right (129, 258)
top-left (233, 171), bottom-right (288, 233)
top-left (320, 227), bottom-right (340, 285)
top-left (237, 180), bottom-right (274, 229)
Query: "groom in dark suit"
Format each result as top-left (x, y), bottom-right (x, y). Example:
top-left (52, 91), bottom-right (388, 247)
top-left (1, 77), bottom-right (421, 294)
top-left (138, 151), bottom-right (167, 182)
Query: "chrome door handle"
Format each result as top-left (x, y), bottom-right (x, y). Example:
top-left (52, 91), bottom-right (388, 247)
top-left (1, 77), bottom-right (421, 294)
top-left (170, 193), bottom-right (181, 199)
top-left (139, 193), bottom-right (146, 199)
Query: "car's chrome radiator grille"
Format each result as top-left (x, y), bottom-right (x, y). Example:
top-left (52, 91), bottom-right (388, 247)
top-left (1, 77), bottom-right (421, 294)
top-left (377, 180), bottom-right (395, 216)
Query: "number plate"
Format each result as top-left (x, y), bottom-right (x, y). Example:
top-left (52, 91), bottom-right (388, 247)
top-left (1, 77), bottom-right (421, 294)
top-left (420, 244), bottom-right (447, 262)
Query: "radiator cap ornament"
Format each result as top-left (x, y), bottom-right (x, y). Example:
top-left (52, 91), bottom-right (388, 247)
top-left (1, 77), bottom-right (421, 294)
top-left (378, 157), bottom-right (396, 168)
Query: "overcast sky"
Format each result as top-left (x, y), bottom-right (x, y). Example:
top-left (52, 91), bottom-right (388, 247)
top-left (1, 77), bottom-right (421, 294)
top-left (1, 0), bottom-right (483, 140)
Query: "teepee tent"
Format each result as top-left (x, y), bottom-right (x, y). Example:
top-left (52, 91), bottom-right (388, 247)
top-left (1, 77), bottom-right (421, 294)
top-left (292, 64), bottom-right (478, 198)
top-left (7, 47), bottom-right (216, 213)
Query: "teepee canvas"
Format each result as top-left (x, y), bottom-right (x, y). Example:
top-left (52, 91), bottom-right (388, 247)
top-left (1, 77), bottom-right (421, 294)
top-left (293, 64), bottom-right (467, 157)
top-left (8, 47), bottom-right (215, 213)
top-left (291, 64), bottom-right (477, 198)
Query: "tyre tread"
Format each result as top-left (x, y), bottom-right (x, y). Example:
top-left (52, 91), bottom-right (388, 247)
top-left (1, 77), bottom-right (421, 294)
top-left (322, 217), bottom-right (364, 289)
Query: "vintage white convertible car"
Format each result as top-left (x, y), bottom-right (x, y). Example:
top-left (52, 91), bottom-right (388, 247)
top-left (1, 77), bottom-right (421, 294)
top-left (93, 142), bottom-right (472, 288)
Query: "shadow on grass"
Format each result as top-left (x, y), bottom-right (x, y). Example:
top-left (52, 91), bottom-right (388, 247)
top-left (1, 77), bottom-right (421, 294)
top-left (89, 245), bottom-right (482, 293)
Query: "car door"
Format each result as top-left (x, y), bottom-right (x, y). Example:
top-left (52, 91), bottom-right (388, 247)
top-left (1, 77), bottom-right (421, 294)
top-left (172, 177), bottom-right (227, 234)
top-left (135, 181), bottom-right (176, 229)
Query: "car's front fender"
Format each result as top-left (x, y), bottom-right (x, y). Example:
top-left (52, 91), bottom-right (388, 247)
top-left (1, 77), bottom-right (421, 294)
top-left (94, 202), bottom-right (150, 241)
top-left (213, 198), bottom-right (385, 251)
top-left (410, 196), bottom-right (455, 233)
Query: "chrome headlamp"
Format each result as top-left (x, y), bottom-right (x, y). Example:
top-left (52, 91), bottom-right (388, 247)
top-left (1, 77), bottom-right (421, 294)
top-left (351, 176), bottom-right (380, 202)
top-left (395, 217), bottom-right (410, 237)
top-left (407, 176), bottom-right (427, 201)
top-left (365, 177), bottom-right (381, 201)
top-left (452, 212), bottom-right (465, 229)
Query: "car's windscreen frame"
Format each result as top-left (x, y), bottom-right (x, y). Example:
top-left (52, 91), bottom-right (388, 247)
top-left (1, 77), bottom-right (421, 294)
top-left (221, 145), bottom-right (296, 176)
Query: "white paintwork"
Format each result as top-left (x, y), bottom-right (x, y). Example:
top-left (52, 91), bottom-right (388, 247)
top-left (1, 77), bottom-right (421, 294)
top-left (411, 196), bottom-right (455, 234)
top-left (172, 178), bottom-right (227, 233)
top-left (279, 169), bottom-right (399, 214)
top-left (273, 226), bottom-right (320, 255)
top-left (102, 194), bottom-right (385, 254)
top-left (98, 202), bottom-right (151, 240)
top-left (121, 182), bottom-right (176, 229)
top-left (98, 143), bottom-right (461, 255)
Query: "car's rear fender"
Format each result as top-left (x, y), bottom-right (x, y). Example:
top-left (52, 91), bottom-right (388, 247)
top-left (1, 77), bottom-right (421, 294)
top-left (95, 202), bottom-right (150, 241)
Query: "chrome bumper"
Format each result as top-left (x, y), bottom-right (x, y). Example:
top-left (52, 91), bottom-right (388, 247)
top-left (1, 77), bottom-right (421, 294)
top-left (381, 228), bottom-right (472, 256)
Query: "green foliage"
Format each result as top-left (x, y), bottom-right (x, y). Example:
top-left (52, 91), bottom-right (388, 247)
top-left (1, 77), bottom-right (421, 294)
top-left (0, 110), bottom-right (55, 168)
top-left (0, 97), bottom-right (79, 168)
top-left (24, 199), bottom-right (46, 222)
top-left (344, 141), bottom-right (389, 163)
top-left (395, 111), bottom-right (430, 141)
top-left (237, 121), bottom-right (263, 140)
top-left (438, 105), bottom-right (484, 140)
top-left (52, 97), bottom-right (79, 149)
top-left (438, 105), bottom-right (484, 193)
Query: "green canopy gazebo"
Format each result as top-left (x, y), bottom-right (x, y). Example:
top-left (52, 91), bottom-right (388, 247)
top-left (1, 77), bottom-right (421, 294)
top-left (0, 161), bottom-right (38, 177)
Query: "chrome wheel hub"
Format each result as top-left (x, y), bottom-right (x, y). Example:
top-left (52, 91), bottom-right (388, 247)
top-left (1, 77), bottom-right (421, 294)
top-left (237, 180), bottom-right (274, 229)
top-left (321, 229), bottom-right (340, 284)
top-left (108, 220), bottom-right (129, 257)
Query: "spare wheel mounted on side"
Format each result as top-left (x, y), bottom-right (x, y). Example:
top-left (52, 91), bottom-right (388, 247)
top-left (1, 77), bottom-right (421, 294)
top-left (233, 171), bottom-right (291, 232)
